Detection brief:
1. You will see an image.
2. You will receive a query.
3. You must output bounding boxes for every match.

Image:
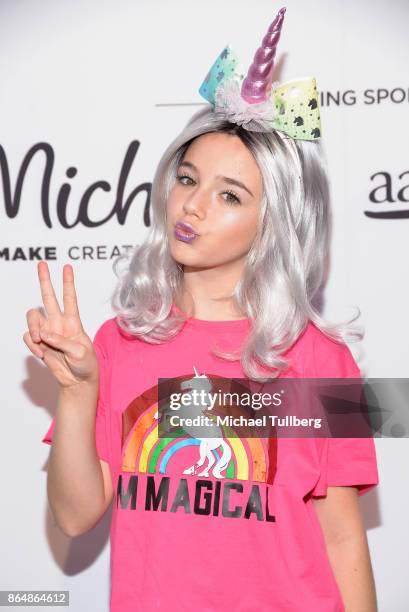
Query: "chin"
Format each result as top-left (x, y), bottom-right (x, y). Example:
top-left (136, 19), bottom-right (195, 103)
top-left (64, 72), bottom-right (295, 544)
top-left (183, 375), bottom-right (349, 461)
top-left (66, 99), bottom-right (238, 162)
top-left (171, 252), bottom-right (202, 266)
top-left (169, 247), bottom-right (208, 268)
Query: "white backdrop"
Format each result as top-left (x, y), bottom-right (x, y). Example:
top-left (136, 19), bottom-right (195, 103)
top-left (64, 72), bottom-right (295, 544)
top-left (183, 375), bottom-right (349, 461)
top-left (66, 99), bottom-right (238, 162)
top-left (1, 0), bottom-right (408, 610)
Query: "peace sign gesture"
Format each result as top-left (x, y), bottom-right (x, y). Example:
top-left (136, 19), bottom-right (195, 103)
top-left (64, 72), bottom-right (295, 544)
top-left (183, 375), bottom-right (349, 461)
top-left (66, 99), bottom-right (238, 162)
top-left (23, 262), bottom-right (99, 389)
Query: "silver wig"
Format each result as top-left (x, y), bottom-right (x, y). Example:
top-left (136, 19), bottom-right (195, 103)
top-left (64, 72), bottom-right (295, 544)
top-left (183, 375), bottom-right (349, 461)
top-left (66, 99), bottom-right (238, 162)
top-left (110, 106), bottom-right (363, 382)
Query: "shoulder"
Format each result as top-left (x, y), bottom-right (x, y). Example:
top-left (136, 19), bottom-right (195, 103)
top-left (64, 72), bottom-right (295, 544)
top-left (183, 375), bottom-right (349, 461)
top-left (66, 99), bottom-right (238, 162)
top-left (286, 320), bottom-right (361, 378)
top-left (92, 317), bottom-right (126, 355)
top-left (93, 317), bottom-right (118, 344)
top-left (92, 316), bottom-right (143, 352)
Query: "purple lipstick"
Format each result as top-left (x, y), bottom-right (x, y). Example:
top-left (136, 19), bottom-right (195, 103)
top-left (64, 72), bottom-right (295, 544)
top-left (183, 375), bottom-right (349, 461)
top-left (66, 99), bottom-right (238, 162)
top-left (174, 221), bottom-right (199, 243)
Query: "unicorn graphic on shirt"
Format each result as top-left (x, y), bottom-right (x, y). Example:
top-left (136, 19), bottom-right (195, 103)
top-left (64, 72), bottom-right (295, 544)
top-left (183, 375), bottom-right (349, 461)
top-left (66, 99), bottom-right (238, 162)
top-left (154, 366), bottom-right (232, 479)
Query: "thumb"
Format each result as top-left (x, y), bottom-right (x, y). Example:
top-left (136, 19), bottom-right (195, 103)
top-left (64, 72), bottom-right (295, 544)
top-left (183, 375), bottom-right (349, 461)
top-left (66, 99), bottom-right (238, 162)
top-left (39, 329), bottom-right (86, 360)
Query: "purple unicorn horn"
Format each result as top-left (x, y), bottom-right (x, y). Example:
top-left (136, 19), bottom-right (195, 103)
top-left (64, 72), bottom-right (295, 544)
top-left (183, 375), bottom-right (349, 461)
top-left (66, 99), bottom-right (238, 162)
top-left (241, 7), bottom-right (286, 105)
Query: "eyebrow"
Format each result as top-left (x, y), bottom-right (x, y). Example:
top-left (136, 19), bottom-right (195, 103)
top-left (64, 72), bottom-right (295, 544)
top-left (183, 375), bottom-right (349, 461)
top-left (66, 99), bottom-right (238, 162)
top-left (178, 160), bottom-right (254, 198)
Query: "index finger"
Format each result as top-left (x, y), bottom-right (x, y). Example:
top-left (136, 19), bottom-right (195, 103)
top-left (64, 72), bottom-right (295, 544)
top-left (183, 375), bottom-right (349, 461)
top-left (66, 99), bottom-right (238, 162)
top-left (37, 261), bottom-right (62, 317)
top-left (63, 264), bottom-right (82, 320)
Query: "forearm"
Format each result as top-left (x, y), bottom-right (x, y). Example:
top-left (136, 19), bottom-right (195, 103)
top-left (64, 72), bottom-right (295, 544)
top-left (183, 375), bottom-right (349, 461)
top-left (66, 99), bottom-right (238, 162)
top-left (47, 381), bottom-right (106, 536)
top-left (326, 533), bottom-right (377, 612)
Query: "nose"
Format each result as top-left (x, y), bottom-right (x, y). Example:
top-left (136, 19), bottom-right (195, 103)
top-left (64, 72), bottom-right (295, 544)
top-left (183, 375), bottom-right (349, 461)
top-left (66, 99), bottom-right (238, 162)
top-left (182, 186), bottom-right (208, 219)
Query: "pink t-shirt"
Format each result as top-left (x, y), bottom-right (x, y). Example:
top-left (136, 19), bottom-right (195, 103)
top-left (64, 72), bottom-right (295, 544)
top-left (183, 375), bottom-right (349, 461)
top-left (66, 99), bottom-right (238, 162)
top-left (42, 308), bottom-right (379, 612)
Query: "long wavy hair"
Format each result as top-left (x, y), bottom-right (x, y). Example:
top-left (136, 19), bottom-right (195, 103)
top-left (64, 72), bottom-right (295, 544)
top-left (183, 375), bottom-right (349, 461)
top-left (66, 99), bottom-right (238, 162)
top-left (110, 106), bottom-right (362, 381)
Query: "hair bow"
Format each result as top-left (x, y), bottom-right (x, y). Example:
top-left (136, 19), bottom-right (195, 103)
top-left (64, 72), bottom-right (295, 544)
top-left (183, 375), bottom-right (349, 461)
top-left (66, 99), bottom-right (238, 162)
top-left (198, 7), bottom-right (321, 140)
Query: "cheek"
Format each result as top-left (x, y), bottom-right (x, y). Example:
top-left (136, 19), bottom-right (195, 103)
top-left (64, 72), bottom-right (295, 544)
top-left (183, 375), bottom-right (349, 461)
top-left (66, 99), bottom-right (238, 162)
top-left (165, 192), bottom-right (182, 230)
top-left (166, 191), bottom-right (178, 216)
top-left (216, 209), bottom-right (259, 246)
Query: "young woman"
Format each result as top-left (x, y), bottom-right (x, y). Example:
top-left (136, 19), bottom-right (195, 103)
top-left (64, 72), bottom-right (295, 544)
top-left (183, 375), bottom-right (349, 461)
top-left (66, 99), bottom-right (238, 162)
top-left (25, 8), bottom-right (379, 612)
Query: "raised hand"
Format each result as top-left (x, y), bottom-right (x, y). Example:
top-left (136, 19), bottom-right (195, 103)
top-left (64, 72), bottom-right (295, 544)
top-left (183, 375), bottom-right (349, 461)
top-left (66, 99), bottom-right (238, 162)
top-left (23, 261), bottom-right (99, 389)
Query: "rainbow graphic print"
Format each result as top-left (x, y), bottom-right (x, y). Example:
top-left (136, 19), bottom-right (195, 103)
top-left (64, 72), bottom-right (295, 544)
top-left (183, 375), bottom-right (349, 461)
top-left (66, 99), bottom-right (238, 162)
top-left (120, 370), bottom-right (277, 485)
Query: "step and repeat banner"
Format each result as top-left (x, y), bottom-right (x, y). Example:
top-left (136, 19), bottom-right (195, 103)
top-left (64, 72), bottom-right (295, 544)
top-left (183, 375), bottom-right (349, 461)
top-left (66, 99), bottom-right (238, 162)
top-left (1, 0), bottom-right (408, 610)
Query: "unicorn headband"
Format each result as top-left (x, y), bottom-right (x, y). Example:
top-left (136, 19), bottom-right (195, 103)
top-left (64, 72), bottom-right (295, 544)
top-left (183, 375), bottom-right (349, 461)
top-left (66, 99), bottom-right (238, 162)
top-left (198, 7), bottom-right (321, 170)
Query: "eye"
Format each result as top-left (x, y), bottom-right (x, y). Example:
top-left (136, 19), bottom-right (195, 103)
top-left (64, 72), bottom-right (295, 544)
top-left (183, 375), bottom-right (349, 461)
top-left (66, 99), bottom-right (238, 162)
top-left (176, 173), bottom-right (194, 185)
top-left (176, 174), bottom-right (241, 205)
top-left (222, 190), bottom-right (241, 205)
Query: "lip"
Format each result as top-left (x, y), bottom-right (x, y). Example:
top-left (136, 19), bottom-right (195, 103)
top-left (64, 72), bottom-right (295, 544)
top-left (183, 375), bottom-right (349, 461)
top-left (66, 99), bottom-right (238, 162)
top-left (175, 221), bottom-right (199, 236)
top-left (174, 221), bottom-right (200, 243)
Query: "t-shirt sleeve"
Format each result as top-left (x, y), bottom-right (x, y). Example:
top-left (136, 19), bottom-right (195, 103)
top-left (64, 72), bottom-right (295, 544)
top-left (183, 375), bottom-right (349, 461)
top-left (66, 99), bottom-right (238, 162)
top-left (41, 320), bottom-right (113, 462)
top-left (309, 329), bottom-right (379, 497)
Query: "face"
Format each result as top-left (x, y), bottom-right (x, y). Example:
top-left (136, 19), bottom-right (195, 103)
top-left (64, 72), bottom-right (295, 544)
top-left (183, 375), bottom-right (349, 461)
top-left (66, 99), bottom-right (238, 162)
top-left (166, 132), bottom-right (263, 270)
